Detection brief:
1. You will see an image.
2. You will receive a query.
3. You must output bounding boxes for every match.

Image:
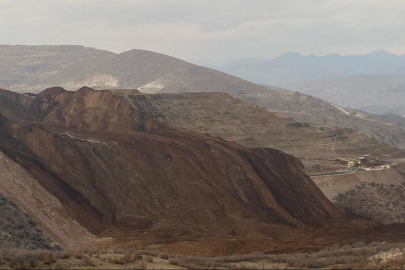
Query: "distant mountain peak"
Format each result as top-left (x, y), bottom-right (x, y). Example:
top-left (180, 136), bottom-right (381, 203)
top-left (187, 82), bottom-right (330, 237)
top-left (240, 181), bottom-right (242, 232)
top-left (275, 52), bottom-right (304, 60)
top-left (368, 49), bottom-right (396, 56)
top-left (279, 52), bottom-right (303, 57)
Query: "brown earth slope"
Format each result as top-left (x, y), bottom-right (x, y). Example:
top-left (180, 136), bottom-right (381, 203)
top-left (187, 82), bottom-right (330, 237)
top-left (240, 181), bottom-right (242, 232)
top-left (0, 87), bottom-right (344, 250)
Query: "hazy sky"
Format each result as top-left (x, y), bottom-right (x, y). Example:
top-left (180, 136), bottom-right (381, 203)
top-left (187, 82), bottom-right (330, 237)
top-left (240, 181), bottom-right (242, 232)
top-left (1, 0), bottom-right (405, 65)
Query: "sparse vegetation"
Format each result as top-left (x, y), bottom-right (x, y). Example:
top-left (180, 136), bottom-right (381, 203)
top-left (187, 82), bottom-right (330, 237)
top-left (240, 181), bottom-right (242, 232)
top-left (0, 195), bottom-right (58, 250)
top-left (1, 241), bottom-right (405, 269)
top-left (144, 241), bottom-right (405, 269)
top-left (1, 249), bottom-right (52, 269)
top-left (58, 251), bottom-right (71, 259)
top-left (81, 256), bottom-right (96, 267)
top-left (333, 182), bottom-right (405, 224)
top-left (159, 252), bottom-right (170, 260)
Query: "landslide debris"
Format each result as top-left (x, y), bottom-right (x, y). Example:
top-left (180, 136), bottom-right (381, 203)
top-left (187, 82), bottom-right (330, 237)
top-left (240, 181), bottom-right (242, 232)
top-left (0, 87), bottom-right (343, 249)
top-left (122, 91), bottom-right (405, 225)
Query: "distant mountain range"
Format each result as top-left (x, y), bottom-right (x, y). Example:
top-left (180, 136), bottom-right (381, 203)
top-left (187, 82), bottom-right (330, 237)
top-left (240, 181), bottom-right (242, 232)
top-left (284, 74), bottom-right (405, 116)
top-left (217, 50), bottom-right (405, 86)
top-left (214, 50), bottom-right (405, 116)
top-left (1, 45), bottom-right (405, 150)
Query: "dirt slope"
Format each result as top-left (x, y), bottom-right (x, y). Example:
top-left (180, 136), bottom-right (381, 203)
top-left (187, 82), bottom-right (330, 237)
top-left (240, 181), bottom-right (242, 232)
top-left (0, 87), bottom-right (344, 249)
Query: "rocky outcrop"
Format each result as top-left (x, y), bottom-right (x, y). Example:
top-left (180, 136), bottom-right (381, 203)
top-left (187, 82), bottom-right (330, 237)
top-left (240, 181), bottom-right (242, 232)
top-left (40, 87), bottom-right (143, 131)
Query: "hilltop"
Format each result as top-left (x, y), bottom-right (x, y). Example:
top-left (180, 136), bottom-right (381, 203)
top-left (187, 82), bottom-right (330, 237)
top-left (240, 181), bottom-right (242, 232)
top-left (0, 45), bottom-right (268, 95)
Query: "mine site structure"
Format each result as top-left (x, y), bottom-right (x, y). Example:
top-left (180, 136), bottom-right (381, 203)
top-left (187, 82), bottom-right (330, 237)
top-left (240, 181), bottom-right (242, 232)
top-left (356, 155), bottom-right (367, 168)
top-left (337, 155), bottom-right (394, 172)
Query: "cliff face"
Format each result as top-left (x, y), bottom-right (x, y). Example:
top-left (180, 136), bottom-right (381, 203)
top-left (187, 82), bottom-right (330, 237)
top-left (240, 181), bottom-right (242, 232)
top-left (0, 87), bottom-right (342, 248)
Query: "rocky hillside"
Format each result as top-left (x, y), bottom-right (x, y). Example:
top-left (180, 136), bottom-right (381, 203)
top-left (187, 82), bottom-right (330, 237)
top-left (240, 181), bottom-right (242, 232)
top-left (0, 45), bottom-right (114, 91)
top-left (0, 45), bottom-right (268, 95)
top-left (0, 194), bottom-right (56, 249)
top-left (0, 87), bottom-right (343, 250)
top-left (242, 89), bottom-right (405, 150)
top-left (313, 163), bottom-right (405, 224)
top-left (372, 113), bottom-right (405, 128)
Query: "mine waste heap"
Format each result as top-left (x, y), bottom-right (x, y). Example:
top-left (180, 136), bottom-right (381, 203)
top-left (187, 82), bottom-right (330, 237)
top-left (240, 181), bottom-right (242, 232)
top-left (122, 91), bottom-right (405, 225)
top-left (0, 86), bottom-right (355, 252)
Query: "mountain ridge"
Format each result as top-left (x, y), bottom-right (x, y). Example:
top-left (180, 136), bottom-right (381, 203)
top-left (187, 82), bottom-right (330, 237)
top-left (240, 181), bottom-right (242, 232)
top-left (2, 45), bottom-right (405, 150)
top-left (283, 74), bottom-right (405, 116)
top-left (217, 50), bottom-right (405, 86)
